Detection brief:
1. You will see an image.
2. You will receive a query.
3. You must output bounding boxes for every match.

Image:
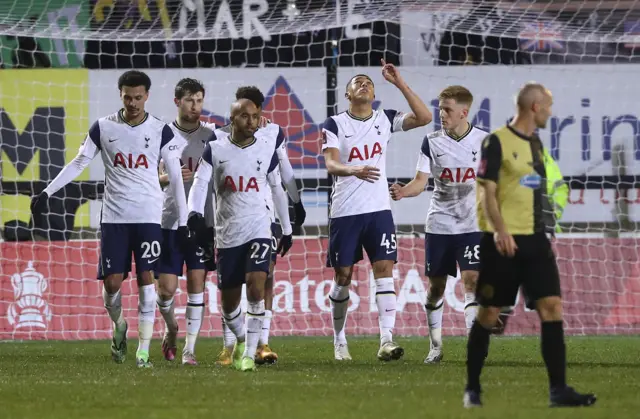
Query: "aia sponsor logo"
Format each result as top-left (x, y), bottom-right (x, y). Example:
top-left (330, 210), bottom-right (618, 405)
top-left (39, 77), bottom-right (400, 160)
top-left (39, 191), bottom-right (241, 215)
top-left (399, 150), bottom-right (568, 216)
top-left (113, 152), bottom-right (149, 169)
top-left (439, 167), bottom-right (476, 183)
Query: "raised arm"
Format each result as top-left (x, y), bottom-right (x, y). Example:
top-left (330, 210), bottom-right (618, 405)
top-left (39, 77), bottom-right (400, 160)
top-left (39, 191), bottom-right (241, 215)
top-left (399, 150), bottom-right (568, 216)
top-left (380, 59), bottom-right (432, 131)
top-left (160, 125), bottom-right (188, 226)
top-left (32, 121), bottom-right (101, 214)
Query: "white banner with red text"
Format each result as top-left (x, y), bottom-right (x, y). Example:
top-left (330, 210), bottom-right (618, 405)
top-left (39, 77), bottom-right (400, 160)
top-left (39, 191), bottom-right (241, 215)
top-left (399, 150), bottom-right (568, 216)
top-left (2, 237), bottom-right (639, 340)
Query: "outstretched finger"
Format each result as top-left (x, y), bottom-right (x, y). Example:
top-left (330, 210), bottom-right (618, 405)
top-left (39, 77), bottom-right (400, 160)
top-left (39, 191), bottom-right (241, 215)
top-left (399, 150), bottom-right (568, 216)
top-left (380, 58), bottom-right (386, 66)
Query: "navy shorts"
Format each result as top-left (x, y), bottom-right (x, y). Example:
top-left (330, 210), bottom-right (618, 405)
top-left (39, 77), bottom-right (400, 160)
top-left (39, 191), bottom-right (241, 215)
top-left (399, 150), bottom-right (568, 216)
top-left (270, 222), bottom-right (282, 264)
top-left (327, 210), bottom-right (397, 268)
top-left (97, 223), bottom-right (163, 279)
top-left (425, 232), bottom-right (482, 277)
top-left (217, 238), bottom-right (271, 290)
top-left (155, 228), bottom-right (206, 276)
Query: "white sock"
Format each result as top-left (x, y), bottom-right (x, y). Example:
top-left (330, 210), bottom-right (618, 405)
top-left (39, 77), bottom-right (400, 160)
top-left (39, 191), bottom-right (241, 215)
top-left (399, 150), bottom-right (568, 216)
top-left (222, 317), bottom-right (237, 349)
top-left (329, 282), bottom-right (349, 345)
top-left (184, 292), bottom-right (204, 354)
top-left (425, 296), bottom-right (444, 349)
top-left (464, 292), bottom-right (479, 332)
top-left (223, 305), bottom-right (245, 343)
top-left (375, 277), bottom-right (396, 345)
top-left (137, 284), bottom-right (156, 353)
top-left (243, 300), bottom-right (265, 359)
top-left (102, 287), bottom-right (126, 329)
top-left (259, 309), bottom-right (272, 346)
top-left (157, 295), bottom-right (178, 334)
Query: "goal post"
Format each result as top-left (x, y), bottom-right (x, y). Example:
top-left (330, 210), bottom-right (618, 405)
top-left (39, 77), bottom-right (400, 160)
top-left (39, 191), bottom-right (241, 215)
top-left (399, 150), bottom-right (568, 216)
top-left (1, 0), bottom-right (640, 341)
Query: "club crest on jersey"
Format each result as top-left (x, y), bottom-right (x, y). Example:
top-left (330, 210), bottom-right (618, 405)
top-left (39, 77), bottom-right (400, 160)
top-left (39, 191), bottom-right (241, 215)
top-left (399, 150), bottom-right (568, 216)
top-left (374, 125), bottom-right (381, 135)
top-left (440, 167), bottom-right (476, 183)
top-left (113, 152), bottom-right (149, 169)
top-left (520, 173), bottom-right (542, 189)
top-left (224, 175), bottom-right (259, 192)
top-left (256, 160), bottom-right (262, 171)
top-left (144, 136), bottom-right (150, 148)
top-left (348, 142), bottom-right (382, 162)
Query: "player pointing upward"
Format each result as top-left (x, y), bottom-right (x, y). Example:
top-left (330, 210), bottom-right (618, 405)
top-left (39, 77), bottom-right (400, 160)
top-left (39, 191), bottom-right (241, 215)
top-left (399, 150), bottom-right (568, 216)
top-left (390, 86), bottom-right (487, 363)
top-left (31, 71), bottom-right (190, 368)
top-left (322, 59), bottom-right (432, 361)
top-left (188, 98), bottom-right (289, 372)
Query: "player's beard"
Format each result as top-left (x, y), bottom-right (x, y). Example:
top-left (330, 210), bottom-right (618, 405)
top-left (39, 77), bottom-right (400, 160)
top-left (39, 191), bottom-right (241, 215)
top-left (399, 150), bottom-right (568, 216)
top-left (182, 113), bottom-right (201, 123)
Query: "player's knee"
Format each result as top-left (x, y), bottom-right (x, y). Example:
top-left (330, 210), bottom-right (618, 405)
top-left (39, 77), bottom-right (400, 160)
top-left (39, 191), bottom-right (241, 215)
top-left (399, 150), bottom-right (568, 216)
top-left (103, 274), bottom-right (124, 294)
top-left (371, 260), bottom-right (393, 278)
top-left (246, 272), bottom-right (267, 302)
top-left (158, 274), bottom-right (178, 299)
top-left (476, 306), bottom-right (500, 329)
top-left (334, 267), bottom-right (353, 286)
top-left (221, 288), bottom-right (242, 313)
top-left (536, 296), bottom-right (563, 322)
top-left (428, 276), bottom-right (446, 299)
top-left (137, 271), bottom-right (155, 286)
top-left (186, 270), bottom-right (206, 294)
top-left (461, 271), bottom-right (479, 291)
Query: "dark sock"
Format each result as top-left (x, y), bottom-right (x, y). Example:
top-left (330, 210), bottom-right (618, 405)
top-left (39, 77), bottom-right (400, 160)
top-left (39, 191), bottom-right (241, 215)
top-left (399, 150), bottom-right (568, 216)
top-left (466, 321), bottom-right (491, 393)
top-left (541, 321), bottom-right (567, 390)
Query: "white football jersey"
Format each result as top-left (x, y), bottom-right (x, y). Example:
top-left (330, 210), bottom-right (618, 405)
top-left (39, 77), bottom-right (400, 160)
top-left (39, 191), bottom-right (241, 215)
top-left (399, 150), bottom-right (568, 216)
top-left (416, 125), bottom-right (487, 234)
top-left (200, 124), bottom-right (282, 248)
top-left (161, 121), bottom-right (217, 230)
top-left (322, 109), bottom-right (406, 218)
top-left (82, 110), bottom-right (183, 224)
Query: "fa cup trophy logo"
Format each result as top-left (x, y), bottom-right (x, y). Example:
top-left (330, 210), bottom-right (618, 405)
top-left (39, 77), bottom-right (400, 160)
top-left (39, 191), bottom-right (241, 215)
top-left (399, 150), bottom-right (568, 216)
top-left (7, 261), bottom-right (52, 329)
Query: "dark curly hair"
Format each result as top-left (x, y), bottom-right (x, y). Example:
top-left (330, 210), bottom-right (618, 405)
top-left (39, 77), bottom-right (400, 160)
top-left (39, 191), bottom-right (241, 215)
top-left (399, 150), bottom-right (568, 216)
top-left (235, 86), bottom-right (265, 108)
top-left (118, 70), bottom-right (151, 92)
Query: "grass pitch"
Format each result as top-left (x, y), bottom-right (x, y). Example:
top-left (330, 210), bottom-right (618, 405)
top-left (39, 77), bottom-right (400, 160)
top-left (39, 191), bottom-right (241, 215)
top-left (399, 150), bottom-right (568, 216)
top-left (0, 336), bottom-right (638, 419)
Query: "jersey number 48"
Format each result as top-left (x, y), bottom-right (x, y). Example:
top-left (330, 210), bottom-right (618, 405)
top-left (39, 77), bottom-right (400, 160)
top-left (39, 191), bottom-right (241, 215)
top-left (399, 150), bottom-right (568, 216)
top-left (463, 245), bottom-right (480, 261)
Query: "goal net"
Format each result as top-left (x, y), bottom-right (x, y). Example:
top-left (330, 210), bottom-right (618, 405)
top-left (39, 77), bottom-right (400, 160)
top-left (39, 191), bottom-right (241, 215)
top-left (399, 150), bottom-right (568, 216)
top-left (1, 0), bottom-right (639, 341)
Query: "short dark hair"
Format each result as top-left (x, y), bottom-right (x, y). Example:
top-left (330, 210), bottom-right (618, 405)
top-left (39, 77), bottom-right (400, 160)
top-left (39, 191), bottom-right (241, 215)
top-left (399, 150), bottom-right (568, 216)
top-left (346, 74), bottom-right (374, 91)
top-left (235, 86), bottom-right (265, 108)
top-left (118, 70), bottom-right (151, 92)
top-left (175, 78), bottom-right (205, 99)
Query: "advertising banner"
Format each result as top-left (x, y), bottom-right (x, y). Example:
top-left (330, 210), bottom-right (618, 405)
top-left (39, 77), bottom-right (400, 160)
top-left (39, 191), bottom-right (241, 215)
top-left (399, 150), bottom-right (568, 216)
top-left (0, 69), bottom-right (92, 230)
top-left (2, 238), bottom-right (639, 341)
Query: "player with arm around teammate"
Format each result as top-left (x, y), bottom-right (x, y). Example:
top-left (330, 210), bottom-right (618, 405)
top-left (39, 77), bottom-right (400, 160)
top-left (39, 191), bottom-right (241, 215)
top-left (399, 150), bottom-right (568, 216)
top-left (216, 86), bottom-right (306, 366)
top-left (154, 78), bottom-right (217, 366)
top-left (31, 71), bottom-right (190, 368)
top-left (389, 86), bottom-right (486, 363)
top-left (188, 98), bottom-right (286, 372)
top-left (322, 59), bottom-right (432, 361)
